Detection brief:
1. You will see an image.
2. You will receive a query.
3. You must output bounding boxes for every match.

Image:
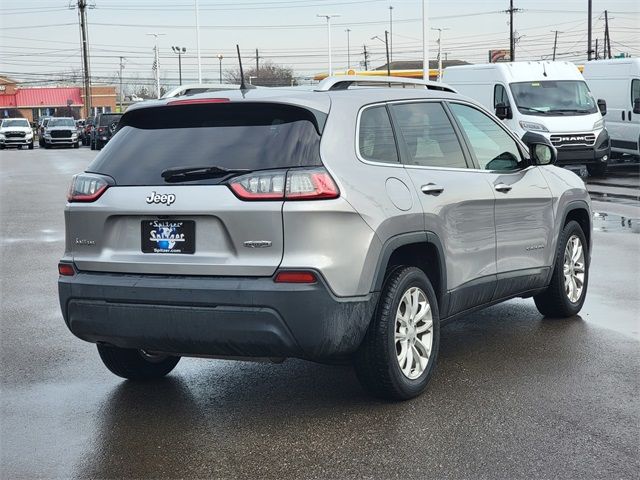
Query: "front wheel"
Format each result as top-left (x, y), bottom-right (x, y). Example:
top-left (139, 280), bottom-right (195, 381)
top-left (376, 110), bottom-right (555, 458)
top-left (28, 142), bottom-right (34, 150)
top-left (534, 220), bottom-right (589, 318)
top-left (354, 266), bottom-right (440, 400)
top-left (587, 163), bottom-right (608, 177)
top-left (97, 344), bottom-right (180, 380)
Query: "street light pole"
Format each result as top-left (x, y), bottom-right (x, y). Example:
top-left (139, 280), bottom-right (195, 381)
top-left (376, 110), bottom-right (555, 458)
top-left (172, 46), bottom-right (186, 85)
top-left (217, 54), bottom-right (223, 83)
top-left (389, 4), bottom-right (393, 63)
top-left (195, 0), bottom-right (202, 82)
top-left (422, 0), bottom-right (429, 80)
top-left (118, 56), bottom-right (125, 111)
top-left (345, 28), bottom-right (352, 69)
top-left (317, 14), bottom-right (340, 76)
top-left (146, 33), bottom-right (165, 99)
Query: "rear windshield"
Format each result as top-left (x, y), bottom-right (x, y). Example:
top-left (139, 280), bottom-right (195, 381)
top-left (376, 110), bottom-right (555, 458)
top-left (98, 114), bottom-right (122, 126)
top-left (87, 103), bottom-right (325, 185)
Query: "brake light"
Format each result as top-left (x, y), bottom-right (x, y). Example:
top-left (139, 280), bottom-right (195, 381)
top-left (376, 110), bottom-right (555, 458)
top-left (228, 168), bottom-right (339, 201)
top-left (67, 173), bottom-right (113, 202)
top-left (98, 127), bottom-right (105, 133)
top-left (168, 98), bottom-right (230, 105)
top-left (58, 263), bottom-right (75, 276)
top-left (274, 271), bottom-right (317, 284)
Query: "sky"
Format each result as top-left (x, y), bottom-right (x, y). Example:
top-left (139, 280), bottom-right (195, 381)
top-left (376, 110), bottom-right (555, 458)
top-left (1, 0), bottom-right (639, 89)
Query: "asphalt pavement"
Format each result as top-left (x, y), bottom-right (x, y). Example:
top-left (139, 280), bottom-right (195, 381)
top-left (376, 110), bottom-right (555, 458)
top-left (1, 147), bottom-right (639, 479)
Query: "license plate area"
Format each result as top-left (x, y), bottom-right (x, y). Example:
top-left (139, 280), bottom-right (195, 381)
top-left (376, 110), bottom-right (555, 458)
top-left (141, 220), bottom-right (195, 254)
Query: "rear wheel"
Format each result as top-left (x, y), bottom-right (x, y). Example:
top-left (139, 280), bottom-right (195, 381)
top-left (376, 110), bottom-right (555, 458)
top-left (97, 344), bottom-right (180, 380)
top-left (534, 220), bottom-right (589, 318)
top-left (354, 266), bottom-right (440, 400)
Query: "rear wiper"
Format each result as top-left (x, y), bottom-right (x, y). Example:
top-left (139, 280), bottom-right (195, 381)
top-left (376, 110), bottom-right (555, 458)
top-left (161, 165), bottom-right (250, 183)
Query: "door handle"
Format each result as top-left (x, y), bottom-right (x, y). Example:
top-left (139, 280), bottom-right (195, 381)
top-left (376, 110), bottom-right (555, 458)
top-left (494, 183), bottom-right (512, 193)
top-left (421, 183), bottom-right (444, 195)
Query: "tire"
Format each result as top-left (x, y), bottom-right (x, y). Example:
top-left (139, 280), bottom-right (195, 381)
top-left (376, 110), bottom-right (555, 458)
top-left (73, 141), bottom-right (79, 149)
top-left (96, 140), bottom-right (104, 150)
top-left (28, 142), bottom-right (34, 150)
top-left (17, 145), bottom-right (22, 150)
top-left (38, 139), bottom-right (44, 147)
top-left (587, 163), bottom-right (607, 177)
top-left (0, 144), bottom-right (5, 150)
top-left (534, 220), bottom-right (589, 318)
top-left (354, 266), bottom-right (440, 400)
top-left (90, 138), bottom-right (96, 150)
top-left (97, 344), bottom-right (180, 380)
top-left (44, 142), bottom-right (50, 149)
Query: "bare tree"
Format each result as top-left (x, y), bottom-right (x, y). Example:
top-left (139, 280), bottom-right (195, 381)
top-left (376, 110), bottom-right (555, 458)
top-left (225, 60), bottom-right (297, 87)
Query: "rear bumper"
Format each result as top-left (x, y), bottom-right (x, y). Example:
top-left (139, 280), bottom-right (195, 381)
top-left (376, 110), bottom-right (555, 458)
top-left (58, 270), bottom-right (377, 362)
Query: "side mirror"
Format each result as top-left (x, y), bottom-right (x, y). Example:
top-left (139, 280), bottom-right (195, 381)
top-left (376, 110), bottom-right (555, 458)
top-left (495, 103), bottom-right (512, 120)
top-left (530, 143), bottom-right (556, 165)
top-left (633, 98), bottom-right (640, 114)
top-left (597, 98), bottom-right (607, 116)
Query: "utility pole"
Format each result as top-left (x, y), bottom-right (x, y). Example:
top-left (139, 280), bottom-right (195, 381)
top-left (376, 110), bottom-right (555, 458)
top-left (551, 30), bottom-right (561, 61)
top-left (587, 0), bottom-right (593, 60)
top-left (507, 0), bottom-right (521, 61)
top-left (76, 0), bottom-right (92, 119)
top-left (363, 45), bottom-right (369, 71)
top-left (389, 5), bottom-right (394, 63)
top-left (345, 28), bottom-right (352, 69)
top-left (604, 10), bottom-right (612, 59)
top-left (422, 0), bottom-right (429, 80)
top-left (595, 38), bottom-right (599, 60)
top-left (432, 27), bottom-right (449, 81)
top-left (146, 33), bottom-right (165, 99)
top-left (384, 30), bottom-right (391, 77)
top-left (118, 56), bottom-right (125, 112)
top-left (255, 49), bottom-right (259, 78)
top-left (317, 14), bottom-right (340, 76)
top-left (172, 46), bottom-right (186, 85)
top-left (217, 54), bottom-right (223, 83)
top-left (195, 0), bottom-right (202, 82)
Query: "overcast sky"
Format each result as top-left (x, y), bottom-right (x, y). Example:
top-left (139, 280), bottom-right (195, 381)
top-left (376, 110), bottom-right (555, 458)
top-left (1, 0), bottom-right (638, 87)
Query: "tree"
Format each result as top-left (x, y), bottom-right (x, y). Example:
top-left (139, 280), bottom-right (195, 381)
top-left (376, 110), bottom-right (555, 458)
top-left (225, 60), bottom-right (297, 87)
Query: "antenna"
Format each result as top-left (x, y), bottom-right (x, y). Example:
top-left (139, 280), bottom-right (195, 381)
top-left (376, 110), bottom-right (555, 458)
top-left (237, 45), bottom-right (247, 90)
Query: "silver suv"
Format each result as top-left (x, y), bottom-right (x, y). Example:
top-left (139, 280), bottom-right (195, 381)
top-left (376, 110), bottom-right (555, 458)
top-left (58, 77), bottom-right (591, 400)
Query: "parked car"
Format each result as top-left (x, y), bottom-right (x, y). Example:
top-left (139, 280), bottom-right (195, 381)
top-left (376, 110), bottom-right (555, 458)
top-left (82, 116), bottom-right (95, 146)
top-left (583, 58), bottom-right (640, 161)
top-left (42, 117), bottom-right (80, 148)
top-left (59, 76), bottom-right (592, 400)
top-left (37, 117), bottom-right (52, 147)
top-left (0, 118), bottom-right (34, 149)
top-left (90, 113), bottom-right (123, 150)
top-left (443, 61), bottom-right (611, 176)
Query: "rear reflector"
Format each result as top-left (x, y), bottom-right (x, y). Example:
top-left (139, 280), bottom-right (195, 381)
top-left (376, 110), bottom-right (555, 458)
top-left (68, 173), bottom-right (113, 202)
top-left (229, 167), bottom-right (339, 201)
top-left (58, 263), bottom-right (75, 276)
top-left (168, 98), bottom-right (230, 105)
top-left (274, 271), bottom-right (317, 284)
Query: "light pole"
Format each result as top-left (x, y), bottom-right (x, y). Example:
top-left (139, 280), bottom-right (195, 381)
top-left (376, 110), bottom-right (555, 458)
top-left (172, 46), bottom-right (186, 85)
top-left (118, 56), bottom-right (125, 112)
top-left (217, 54), bottom-right (223, 83)
top-left (195, 0), bottom-right (202, 82)
top-left (345, 28), bottom-right (352, 69)
top-left (422, 0), bottom-right (429, 80)
top-left (389, 4), bottom-right (394, 63)
top-left (146, 33), bottom-right (165, 99)
top-left (371, 33), bottom-right (391, 77)
top-left (317, 14), bottom-right (340, 76)
top-left (431, 27), bottom-right (449, 81)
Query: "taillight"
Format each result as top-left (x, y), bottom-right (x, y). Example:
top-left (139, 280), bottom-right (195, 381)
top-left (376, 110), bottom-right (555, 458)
top-left (58, 263), bottom-right (75, 276)
top-left (98, 127), bottom-right (105, 133)
top-left (228, 168), bottom-right (339, 201)
top-left (274, 271), bottom-right (317, 284)
top-left (67, 173), bottom-right (113, 202)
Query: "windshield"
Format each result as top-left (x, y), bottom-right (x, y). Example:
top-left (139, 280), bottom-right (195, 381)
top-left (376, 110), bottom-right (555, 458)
top-left (48, 118), bottom-right (76, 127)
top-left (88, 103), bottom-right (325, 185)
top-left (1, 119), bottom-right (30, 128)
top-left (510, 80), bottom-right (597, 115)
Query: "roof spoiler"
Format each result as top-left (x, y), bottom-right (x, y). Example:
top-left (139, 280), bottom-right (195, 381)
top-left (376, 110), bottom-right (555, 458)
top-left (315, 75), bottom-right (457, 93)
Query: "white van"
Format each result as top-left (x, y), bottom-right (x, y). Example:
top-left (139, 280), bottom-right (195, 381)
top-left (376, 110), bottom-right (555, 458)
top-left (583, 58), bottom-right (640, 159)
top-left (443, 61), bottom-right (610, 175)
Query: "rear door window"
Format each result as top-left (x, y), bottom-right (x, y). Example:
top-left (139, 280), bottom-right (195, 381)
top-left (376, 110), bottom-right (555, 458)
top-left (358, 105), bottom-right (399, 163)
top-left (390, 101), bottom-right (468, 168)
top-left (88, 103), bottom-right (325, 185)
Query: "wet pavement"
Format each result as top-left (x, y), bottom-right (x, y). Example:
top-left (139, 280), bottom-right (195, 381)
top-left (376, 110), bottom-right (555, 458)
top-left (1, 147), bottom-right (639, 479)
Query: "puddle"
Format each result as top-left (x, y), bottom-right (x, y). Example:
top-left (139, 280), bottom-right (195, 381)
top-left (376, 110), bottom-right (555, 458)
top-left (593, 212), bottom-right (640, 234)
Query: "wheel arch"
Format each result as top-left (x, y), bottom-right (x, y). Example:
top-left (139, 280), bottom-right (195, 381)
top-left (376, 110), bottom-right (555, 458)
top-left (371, 232), bottom-right (448, 315)
top-left (561, 200), bottom-right (592, 255)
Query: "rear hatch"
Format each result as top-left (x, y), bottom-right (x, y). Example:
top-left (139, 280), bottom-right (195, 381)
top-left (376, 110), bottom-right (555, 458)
top-left (67, 101), bottom-right (326, 276)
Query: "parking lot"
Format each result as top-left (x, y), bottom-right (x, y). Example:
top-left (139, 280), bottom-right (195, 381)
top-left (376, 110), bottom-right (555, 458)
top-left (1, 146), bottom-right (639, 479)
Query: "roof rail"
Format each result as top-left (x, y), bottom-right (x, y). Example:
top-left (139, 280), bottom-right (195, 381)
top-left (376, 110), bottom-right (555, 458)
top-left (315, 75), bottom-right (457, 93)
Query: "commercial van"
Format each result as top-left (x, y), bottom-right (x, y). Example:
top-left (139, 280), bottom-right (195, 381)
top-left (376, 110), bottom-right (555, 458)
top-left (443, 61), bottom-right (610, 175)
top-left (583, 58), bottom-right (640, 159)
